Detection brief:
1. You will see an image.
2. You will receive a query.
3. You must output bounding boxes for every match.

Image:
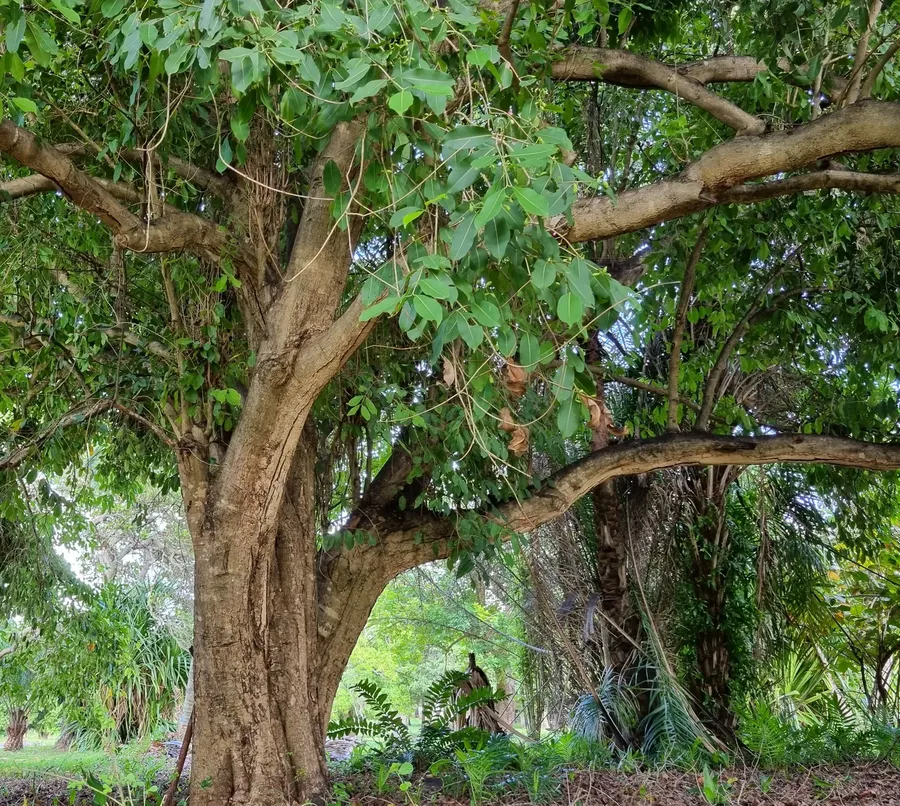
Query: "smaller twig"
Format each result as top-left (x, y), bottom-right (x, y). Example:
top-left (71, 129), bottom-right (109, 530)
top-left (860, 37), bottom-right (900, 99)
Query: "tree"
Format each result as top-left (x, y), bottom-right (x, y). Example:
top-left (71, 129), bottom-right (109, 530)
top-left (3, 0), bottom-right (900, 802)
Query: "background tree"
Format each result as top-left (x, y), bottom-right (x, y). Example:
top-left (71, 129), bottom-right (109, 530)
top-left (3, 0), bottom-right (900, 803)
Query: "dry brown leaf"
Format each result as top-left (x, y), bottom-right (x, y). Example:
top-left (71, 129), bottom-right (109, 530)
top-left (582, 394), bottom-right (604, 430)
top-left (504, 361), bottom-right (528, 398)
top-left (442, 358), bottom-right (457, 388)
top-left (498, 406), bottom-right (516, 432)
top-left (508, 426), bottom-right (530, 456)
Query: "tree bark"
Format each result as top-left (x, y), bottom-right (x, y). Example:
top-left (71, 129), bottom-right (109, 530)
top-left (4, 709), bottom-right (27, 752)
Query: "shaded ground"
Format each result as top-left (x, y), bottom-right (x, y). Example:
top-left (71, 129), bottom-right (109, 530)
top-left (1, 760), bottom-right (898, 804)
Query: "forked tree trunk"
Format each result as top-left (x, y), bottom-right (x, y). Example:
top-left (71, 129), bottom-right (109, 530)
top-left (185, 426), bottom-right (393, 806)
top-left (4, 708), bottom-right (27, 752)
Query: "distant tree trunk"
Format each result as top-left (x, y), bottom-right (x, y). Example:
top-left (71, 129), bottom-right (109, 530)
top-left (54, 724), bottom-right (74, 751)
top-left (4, 709), bottom-right (27, 751)
top-left (685, 468), bottom-right (737, 739)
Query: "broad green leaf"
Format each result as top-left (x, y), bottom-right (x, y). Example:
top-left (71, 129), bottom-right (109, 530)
top-left (449, 212), bottom-right (477, 261)
top-left (457, 319), bottom-right (483, 349)
top-left (519, 333), bottom-right (540, 368)
top-left (512, 187), bottom-right (550, 217)
top-left (360, 295), bottom-right (402, 321)
top-left (418, 277), bottom-right (454, 300)
top-left (557, 397), bottom-right (581, 438)
top-left (11, 97), bottom-right (37, 114)
top-left (470, 298), bottom-right (502, 329)
top-left (413, 295), bottom-right (443, 323)
top-left (474, 186), bottom-right (505, 229)
top-left (483, 218), bottom-right (510, 259)
top-left (388, 90), bottom-right (414, 115)
top-left (557, 293), bottom-right (583, 326)
top-left (531, 260), bottom-right (556, 290)
top-left (5, 14), bottom-right (25, 53)
top-left (400, 67), bottom-right (455, 96)
top-left (349, 79), bottom-right (388, 104)
top-left (335, 57), bottom-right (371, 91)
top-left (323, 160), bottom-right (342, 196)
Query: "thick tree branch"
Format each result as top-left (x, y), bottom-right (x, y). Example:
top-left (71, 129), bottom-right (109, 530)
top-left (368, 432), bottom-right (900, 574)
top-left (551, 47), bottom-right (765, 134)
top-left (284, 120), bottom-right (365, 336)
top-left (552, 48), bottom-right (848, 98)
top-left (0, 120), bottom-right (139, 232)
top-left (0, 120), bottom-right (237, 261)
top-left (667, 227), bottom-right (707, 431)
top-left (493, 433), bottom-right (900, 534)
top-left (556, 101), bottom-right (900, 243)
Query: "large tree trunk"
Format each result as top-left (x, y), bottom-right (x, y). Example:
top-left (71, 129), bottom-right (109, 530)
top-left (186, 424), bottom-right (393, 806)
top-left (4, 708), bottom-right (27, 752)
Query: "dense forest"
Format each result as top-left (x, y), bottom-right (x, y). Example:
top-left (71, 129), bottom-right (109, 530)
top-left (2, 0), bottom-right (900, 803)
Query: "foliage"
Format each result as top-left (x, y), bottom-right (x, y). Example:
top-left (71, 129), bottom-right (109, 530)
top-left (328, 674), bottom-right (499, 765)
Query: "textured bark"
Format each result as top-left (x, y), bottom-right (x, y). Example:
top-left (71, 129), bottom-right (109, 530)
top-left (4, 709), bottom-right (27, 752)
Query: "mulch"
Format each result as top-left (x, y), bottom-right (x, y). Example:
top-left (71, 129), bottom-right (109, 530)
top-left (1, 761), bottom-right (898, 804)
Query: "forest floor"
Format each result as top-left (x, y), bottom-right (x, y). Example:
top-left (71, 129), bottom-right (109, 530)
top-left (0, 759), bottom-right (899, 804)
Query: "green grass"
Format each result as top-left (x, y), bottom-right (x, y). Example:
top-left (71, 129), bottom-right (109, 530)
top-left (0, 744), bottom-right (108, 779)
top-left (0, 734), bottom-right (167, 783)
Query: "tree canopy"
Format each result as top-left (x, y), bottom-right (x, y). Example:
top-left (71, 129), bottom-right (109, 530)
top-left (2, 0), bottom-right (900, 802)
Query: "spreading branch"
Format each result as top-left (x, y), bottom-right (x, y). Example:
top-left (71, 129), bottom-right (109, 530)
top-left (552, 47), bottom-right (765, 134)
top-left (494, 433), bottom-right (900, 534)
top-left (0, 120), bottom-right (235, 260)
top-left (556, 101), bottom-right (900, 243)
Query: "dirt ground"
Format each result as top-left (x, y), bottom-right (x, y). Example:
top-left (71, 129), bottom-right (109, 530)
top-left (1, 761), bottom-right (898, 804)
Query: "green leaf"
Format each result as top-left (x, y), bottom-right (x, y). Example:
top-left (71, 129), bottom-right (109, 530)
top-left (11, 97), bottom-right (37, 114)
top-left (512, 187), bottom-right (550, 217)
top-left (557, 293), bottom-right (583, 326)
top-left (5, 14), bottom-right (25, 53)
top-left (418, 276), bottom-right (454, 300)
top-left (470, 298), bottom-right (501, 329)
top-left (400, 67), bottom-right (455, 96)
top-left (199, 0), bottom-right (220, 32)
top-left (557, 396), bottom-right (581, 438)
top-left (531, 260), bottom-right (556, 290)
top-left (323, 160), bottom-right (342, 196)
top-left (413, 295), bottom-right (443, 323)
top-left (457, 319), bottom-right (483, 349)
top-left (335, 57), bottom-right (371, 91)
top-left (566, 258), bottom-right (595, 307)
top-left (483, 218), bottom-right (510, 259)
top-left (449, 213), bottom-right (477, 262)
top-left (101, 0), bottom-right (126, 16)
top-left (617, 5), bottom-right (633, 34)
top-left (271, 46), bottom-right (305, 65)
top-left (443, 126), bottom-right (493, 151)
top-left (519, 333), bottom-right (540, 368)
top-left (388, 90), bottom-right (414, 115)
top-left (349, 78), bottom-right (388, 104)
top-left (474, 186), bottom-right (505, 229)
top-left (360, 295), bottom-right (402, 321)
top-left (225, 388), bottom-right (242, 406)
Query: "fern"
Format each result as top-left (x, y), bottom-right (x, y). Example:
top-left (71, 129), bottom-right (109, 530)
top-left (328, 678), bottom-right (411, 751)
